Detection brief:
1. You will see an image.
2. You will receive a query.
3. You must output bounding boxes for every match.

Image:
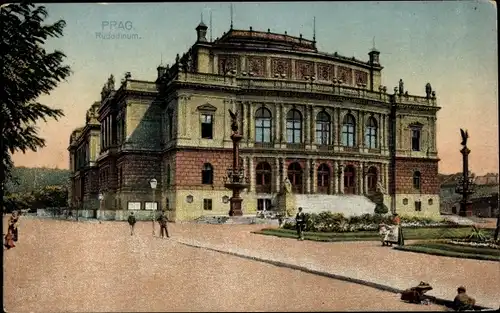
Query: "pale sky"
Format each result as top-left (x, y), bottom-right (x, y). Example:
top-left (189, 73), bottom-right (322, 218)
top-left (12, 1), bottom-right (498, 175)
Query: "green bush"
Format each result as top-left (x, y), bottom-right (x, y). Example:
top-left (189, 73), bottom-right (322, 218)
top-left (374, 203), bottom-right (389, 214)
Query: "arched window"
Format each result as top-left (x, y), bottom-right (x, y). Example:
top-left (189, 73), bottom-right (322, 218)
top-left (342, 114), bottom-right (356, 147)
top-left (256, 162), bottom-right (272, 193)
top-left (317, 163), bottom-right (330, 194)
top-left (315, 111), bottom-right (331, 145)
top-left (365, 117), bottom-right (377, 149)
top-left (287, 162), bottom-right (303, 193)
top-left (201, 163), bottom-right (213, 184)
top-left (344, 165), bottom-right (356, 194)
top-left (286, 109), bottom-right (302, 144)
top-left (413, 171), bottom-right (421, 190)
top-left (367, 166), bottom-right (378, 194)
top-left (255, 107), bottom-right (272, 143)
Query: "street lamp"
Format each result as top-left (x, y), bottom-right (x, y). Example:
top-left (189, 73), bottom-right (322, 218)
top-left (149, 178), bottom-right (157, 236)
top-left (98, 192), bottom-right (103, 221)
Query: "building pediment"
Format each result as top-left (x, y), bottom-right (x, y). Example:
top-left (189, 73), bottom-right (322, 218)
top-left (196, 103), bottom-right (217, 112)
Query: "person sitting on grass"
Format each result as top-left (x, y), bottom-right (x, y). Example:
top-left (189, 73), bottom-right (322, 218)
top-left (453, 286), bottom-right (475, 311)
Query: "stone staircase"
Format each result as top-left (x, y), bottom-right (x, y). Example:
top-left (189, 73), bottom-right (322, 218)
top-left (294, 194), bottom-right (377, 217)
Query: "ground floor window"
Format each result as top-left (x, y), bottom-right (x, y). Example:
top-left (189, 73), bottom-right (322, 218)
top-left (127, 202), bottom-right (141, 210)
top-left (203, 199), bottom-right (212, 211)
top-left (145, 202), bottom-right (158, 211)
top-left (414, 200), bottom-right (422, 211)
top-left (257, 198), bottom-right (272, 211)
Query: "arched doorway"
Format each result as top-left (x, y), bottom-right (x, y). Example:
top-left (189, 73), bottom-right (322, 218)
top-left (317, 163), bottom-right (330, 194)
top-left (287, 162), bottom-right (303, 194)
top-left (344, 165), bottom-right (356, 194)
top-left (366, 166), bottom-right (378, 194)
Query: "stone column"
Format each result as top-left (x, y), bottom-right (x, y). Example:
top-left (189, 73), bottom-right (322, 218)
top-left (356, 162), bottom-right (364, 195)
top-left (310, 106), bottom-right (315, 145)
top-left (330, 161), bottom-right (336, 194)
top-left (249, 102), bottom-right (255, 143)
top-left (384, 163), bottom-right (389, 193)
top-left (274, 103), bottom-right (280, 144)
top-left (275, 158), bottom-right (281, 192)
top-left (337, 161), bottom-right (344, 194)
top-left (280, 104), bottom-right (286, 143)
top-left (433, 117), bottom-right (437, 152)
top-left (384, 115), bottom-right (389, 151)
top-left (357, 111), bottom-right (363, 148)
top-left (304, 105), bottom-right (310, 145)
top-left (378, 113), bottom-right (383, 150)
top-left (337, 108), bottom-right (342, 146)
top-left (282, 158), bottom-right (287, 182)
top-left (305, 159), bottom-right (311, 193)
top-left (246, 102), bottom-right (252, 144)
top-left (249, 156), bottom-right (255, 192)
top-left (311, 159), bottom-right (317, 194)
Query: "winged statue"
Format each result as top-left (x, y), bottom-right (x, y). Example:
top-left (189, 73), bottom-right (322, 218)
top-left (460, 128), bottom-right (469, 146)
top-left (228, 109), bottom-right (239, 132)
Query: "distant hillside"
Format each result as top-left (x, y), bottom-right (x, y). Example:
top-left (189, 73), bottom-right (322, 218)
top-left (6, 167), bottom-right (71, 193)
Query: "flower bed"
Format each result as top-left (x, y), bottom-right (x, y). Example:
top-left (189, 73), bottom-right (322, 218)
top-left (446, 240), bottom-right (500, 250)
top-left (282, 212), bottom-right (458, 233)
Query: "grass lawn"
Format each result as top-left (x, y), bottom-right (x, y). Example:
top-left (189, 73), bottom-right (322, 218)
top-left (253, 227), bottom-right (496, 242)
top-left (394, 241), bottom-right (500, 261)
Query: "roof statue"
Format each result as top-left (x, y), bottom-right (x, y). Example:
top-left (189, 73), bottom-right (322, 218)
top-left (398, 79), bottom-right (404, 95)
top-left (460, 129), bottom-right (469, 147)
top-left (425, 83), bottom-right (432, 98)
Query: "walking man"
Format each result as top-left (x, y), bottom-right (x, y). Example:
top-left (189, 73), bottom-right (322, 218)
top-left (127, 212), bottom-right (136, 236)
top-left (157, 211), bottom-right (170, 239)
top-left (295, 207), bottom-right (306, 240)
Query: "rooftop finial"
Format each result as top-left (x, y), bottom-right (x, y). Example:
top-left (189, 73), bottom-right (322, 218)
top-left (160, 53), bottom-right (163, 66)
top-left (201, 12), bottom-right (204, 24)
top-left (372, 36), bottom-right (376, 51)
top-left (210, 10), bottom-right (213, 42)
top-left (313, 16), bottom-right (316, 42)
top-left (230, 3), bottom-right (234, 29)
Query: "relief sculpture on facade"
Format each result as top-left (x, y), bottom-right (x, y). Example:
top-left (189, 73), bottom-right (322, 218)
top-left (247, 56), bottom-right (266, 77)
top-left (219, 55), bottom-right (238, 75)
top-left (354, 70), bottom-right (368, 85)
top-left (317, 64), bottom-right (333, 81)
top-left (271, 58), bottom-right (291, 78)
top-left (295, 60), bottom-right (314, 80)
top-left (337, 66), bottom-right (352, 85)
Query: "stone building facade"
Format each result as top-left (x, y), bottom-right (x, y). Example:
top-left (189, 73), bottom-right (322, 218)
top-left (68, 22), bottom-right (441, 221)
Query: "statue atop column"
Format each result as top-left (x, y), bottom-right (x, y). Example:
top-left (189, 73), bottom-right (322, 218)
top-left (228, 109), bottom-right (239, 133)
top-left (460, 128), bottom-right (468, 147)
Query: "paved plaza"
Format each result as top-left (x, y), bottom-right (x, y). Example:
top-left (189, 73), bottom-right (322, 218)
top-left (3, 217), bottom-right (498, 312)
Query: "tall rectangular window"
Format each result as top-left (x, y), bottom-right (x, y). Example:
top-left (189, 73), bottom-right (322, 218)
top-left (203, 199), bottom-right (212, 211)
top-left (414, 201), bottom-right (422, 212)
top-left (201, 114), bottom-right (213, 139)
top-left (257, 199), bottom-right (272, 211)
top-left (411, 128), bottom-right (421, 151)
top-left (168, 112), bottom-right (174, 140)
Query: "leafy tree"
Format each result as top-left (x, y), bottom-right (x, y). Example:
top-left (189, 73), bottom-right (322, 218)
top-left (0, 3), bottom-right (71, 211)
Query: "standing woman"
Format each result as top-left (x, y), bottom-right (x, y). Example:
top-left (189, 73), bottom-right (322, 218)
top-left (8, 211), bottom-right (19, 242)
top-left (393, 213), bottom-right (404, 246)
